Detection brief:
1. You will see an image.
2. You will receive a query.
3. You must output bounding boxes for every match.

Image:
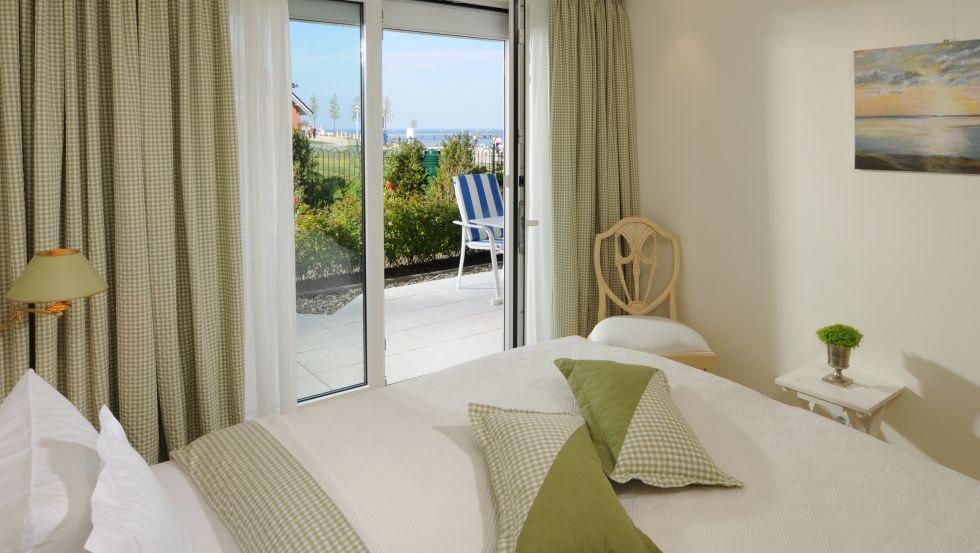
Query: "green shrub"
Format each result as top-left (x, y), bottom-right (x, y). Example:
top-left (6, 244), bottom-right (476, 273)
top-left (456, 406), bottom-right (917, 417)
top-left (294, 203), bottom-right (360, 280)
top-left (431, 132), bottom-right (475, 201)
top-left (816, 324), bottom-right (864, 348)
top-left (383, 195), bottom-right (460, 265)
top-left (301, 175), bottom-right (350, 208)
top-left (293, 191), bottom-right (461, 280)
top-left (382, 139), bottom-right (428, 195)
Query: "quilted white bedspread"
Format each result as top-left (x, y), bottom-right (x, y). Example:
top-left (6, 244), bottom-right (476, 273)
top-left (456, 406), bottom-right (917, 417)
top-left (161, 337), bottom-right (980, 552)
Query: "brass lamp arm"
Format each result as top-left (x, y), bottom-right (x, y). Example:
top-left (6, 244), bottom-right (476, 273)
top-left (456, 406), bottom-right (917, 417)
top-left (0, 302), bottom-right (70, 333)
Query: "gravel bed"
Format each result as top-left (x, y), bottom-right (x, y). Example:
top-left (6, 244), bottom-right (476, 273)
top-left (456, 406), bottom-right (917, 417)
top-left (296, 264), bottom-right (495, 315)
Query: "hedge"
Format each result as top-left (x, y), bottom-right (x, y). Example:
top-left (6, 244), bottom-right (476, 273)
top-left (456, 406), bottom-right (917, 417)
top-left (295, 191), bottom-right (461, 281)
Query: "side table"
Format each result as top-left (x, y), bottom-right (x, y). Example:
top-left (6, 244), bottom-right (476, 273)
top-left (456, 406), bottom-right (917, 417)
top-left (775, 361), bottom-right (904, 437)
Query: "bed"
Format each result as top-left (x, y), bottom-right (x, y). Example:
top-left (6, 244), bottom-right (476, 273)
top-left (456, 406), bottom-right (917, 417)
top-left (153, 337), bottom-right (980, 552)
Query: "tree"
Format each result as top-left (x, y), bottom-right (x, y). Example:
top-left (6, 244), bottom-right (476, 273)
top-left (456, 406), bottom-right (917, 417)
top-left (431, 132), bottom-right (475, 201)
top-left (308, 94), bottom-right (319, 132)
top-left (328, 94), bottom-right (341, 133)
top-left (382, 95), bottom-right (393, 130)
top-left (293, 129), bottom-right (332, 206)
top-left (351, 95), bottom-right (360, 124)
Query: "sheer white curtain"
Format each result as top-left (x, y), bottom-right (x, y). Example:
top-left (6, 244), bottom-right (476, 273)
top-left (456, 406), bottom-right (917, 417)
top-left (525, 0), bottom-right (554, 344)
top-left (229, 0), bottom-right (297, 418)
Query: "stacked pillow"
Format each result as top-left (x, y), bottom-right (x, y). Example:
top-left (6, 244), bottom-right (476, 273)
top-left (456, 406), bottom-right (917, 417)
top-left (0, 370), bottom-right (190, 553)
top-left (555, 358), bottom-right (742, 488)
top-left (469, 358), bottom-right (741, 553)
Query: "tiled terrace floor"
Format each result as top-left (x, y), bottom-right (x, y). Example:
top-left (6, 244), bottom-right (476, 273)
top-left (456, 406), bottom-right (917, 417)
top-left (296, 269), bottom-right (504, 398)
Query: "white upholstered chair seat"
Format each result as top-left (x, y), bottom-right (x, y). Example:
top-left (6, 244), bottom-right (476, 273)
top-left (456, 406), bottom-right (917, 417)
top-left (590, 217), bottom-right (717, 371)
top-left (588, 315), bottom-right (710, 355)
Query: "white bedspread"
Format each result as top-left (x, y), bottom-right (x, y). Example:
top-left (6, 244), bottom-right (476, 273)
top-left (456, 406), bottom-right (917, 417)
top-left (159, 337), bottom-right (980, 553)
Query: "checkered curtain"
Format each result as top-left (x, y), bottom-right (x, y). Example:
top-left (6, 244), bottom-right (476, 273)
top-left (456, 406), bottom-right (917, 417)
top-left (0, 0), bottom-right (243, 463)
top-left (550, 0), bottom-right (639, 337)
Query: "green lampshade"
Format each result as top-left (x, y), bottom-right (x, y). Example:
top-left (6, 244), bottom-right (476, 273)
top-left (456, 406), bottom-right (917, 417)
top-left (6, 248), bottom-right (107, 304)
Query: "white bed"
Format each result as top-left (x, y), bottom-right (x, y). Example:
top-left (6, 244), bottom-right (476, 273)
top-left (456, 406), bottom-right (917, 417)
top-left (153, 337), bottom-right (980, 552)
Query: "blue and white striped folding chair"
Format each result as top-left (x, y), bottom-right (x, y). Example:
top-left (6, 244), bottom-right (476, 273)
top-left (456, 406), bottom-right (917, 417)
top-left (452, 173), bottom-right (505, 301)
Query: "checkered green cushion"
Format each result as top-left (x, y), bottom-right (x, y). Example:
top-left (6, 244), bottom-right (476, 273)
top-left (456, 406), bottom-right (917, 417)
top-left (469, 403), bottom-right (661, 553)
top-left (556, 359), bottom-right (742, 488)
top-left (171, 422), bottom-right (368, 553)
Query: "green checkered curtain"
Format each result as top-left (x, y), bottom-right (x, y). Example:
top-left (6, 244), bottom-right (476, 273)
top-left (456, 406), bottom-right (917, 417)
top-left (550, 0), bottom-right (639, 337)
top-left (0, 0), bottom-right (243, 464)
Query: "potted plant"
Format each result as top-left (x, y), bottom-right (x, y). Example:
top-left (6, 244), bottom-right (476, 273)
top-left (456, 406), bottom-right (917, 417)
top-left (816, 323), bottom-right (863, 386)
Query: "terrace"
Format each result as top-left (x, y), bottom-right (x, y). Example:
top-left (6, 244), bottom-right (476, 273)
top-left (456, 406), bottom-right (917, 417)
top-left (296, 268), bottom-right (503, 398)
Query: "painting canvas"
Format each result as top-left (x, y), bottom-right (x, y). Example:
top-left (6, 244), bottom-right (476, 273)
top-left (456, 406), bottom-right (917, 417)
top-left (855, 39), bottom-right (980, 174)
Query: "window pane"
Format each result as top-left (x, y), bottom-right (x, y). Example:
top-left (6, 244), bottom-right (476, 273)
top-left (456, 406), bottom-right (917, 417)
top-left (290, 9), bottom-right (366, 401)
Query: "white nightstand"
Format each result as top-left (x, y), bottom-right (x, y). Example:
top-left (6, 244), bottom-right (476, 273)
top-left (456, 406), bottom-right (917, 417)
top-left (775, 361), bottom-right (905, 438)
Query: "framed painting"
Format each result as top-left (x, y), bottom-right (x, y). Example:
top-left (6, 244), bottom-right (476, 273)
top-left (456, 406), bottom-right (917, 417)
top-left (855, 39), bottom-right (980, 174)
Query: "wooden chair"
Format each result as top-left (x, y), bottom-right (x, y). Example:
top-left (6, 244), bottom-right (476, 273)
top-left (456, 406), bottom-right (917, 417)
top-left (589, 217), bottom-right (717, 371)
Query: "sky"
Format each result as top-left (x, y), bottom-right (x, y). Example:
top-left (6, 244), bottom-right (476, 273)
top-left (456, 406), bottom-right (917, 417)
top-left (290, 21), bottom-right (505, 131)
top-left (855, 39), bottom-right (980, 117)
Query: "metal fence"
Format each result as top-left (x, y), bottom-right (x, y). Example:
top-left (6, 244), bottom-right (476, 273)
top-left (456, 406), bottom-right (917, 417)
top-left (313, 148), bottom-right (362, 181)
top-left (311, 145), bottom-right (503, 183)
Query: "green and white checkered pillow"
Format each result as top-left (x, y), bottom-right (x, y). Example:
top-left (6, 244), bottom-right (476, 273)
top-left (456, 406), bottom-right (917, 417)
top-left (172, 422), bottom-right (369, 553)
top-left (556, 359), bottom-right (742, 488)
top-left (469, 403), bottom-right (661, 553)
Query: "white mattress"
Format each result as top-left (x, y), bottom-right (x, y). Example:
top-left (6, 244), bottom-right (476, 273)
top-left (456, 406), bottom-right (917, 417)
top-left (157, 337), bottom-right (980, 553)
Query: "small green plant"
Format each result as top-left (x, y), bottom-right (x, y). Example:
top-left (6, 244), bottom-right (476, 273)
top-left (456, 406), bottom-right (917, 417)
top-left (816, 324), bottom-right (864, 348)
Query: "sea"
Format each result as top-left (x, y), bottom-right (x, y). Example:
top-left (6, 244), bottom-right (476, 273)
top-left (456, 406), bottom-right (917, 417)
top-left (330, 128), bottom-right (504, 148)
top-left (855, 115), bottom-right (980, 160)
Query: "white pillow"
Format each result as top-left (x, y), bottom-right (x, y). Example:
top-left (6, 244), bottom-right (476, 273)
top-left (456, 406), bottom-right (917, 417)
top-left (0, 369), bottom-right (101, 553)
top-left (85, 406), bottom-right (191, 553)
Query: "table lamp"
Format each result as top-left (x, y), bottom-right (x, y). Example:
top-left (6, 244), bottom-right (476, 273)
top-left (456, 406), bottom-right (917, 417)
top-left (0, 248), bottom-right (108, 332)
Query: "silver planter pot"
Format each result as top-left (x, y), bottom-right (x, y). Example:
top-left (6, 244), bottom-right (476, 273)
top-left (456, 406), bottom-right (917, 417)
top-left (822, 344), bottom-right (853, 386)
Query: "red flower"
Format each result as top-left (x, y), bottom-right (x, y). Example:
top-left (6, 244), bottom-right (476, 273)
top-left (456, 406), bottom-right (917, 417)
top-left (385, 182), bottom-right (395, 191)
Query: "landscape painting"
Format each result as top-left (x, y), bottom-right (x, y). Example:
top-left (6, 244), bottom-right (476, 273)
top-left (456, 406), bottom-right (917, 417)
top-left (855, 39), bottom-right (980, 174)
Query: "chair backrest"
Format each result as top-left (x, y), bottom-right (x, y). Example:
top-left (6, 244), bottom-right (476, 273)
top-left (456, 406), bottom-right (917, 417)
top-left (452, 173), bottom-right (504, 242)
top-left (593, 217), bottom-right (681, 321)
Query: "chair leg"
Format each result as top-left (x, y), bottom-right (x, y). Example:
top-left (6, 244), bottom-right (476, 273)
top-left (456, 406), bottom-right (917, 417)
top-left (457, 233), bottom-right (467, 289)
top-left (489, 242), bottom-right (502, 304)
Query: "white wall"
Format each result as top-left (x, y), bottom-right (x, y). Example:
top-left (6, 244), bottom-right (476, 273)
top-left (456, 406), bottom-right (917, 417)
top-left (625, 0), bottom-right (980, 480)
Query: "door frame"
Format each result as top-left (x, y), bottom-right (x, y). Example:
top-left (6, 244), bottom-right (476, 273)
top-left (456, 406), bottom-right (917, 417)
top-left (290, 0), bottom-right (516, 393)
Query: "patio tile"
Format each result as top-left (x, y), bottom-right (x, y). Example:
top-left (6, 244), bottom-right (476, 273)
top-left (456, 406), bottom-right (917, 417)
top-left (296, 271), bottom-right (504, 398)
top-left (386, 297), bottom-right (499, 330)
top-left (297, 373), bottom-right (331, 398)
top-left (385, 345), bottom-right (463, 384)
top-left (298, 340), bottom-right (364, 373)
top-left (295, 323), bottom-right (349, 354)
top-left (439, 328), bottom-right (504, 361)
top-left (384, 310), bottom-right (502, 355)
top-left (315, 362), bottom-right (367, 390)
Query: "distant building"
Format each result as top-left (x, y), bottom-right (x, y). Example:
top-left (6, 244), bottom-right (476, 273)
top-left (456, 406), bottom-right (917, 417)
top-left (291, 92), bottom-right (313, 131)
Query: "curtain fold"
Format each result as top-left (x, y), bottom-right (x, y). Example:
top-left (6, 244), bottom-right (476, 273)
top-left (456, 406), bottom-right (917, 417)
top-left (228, 0), bottom-right (297, 418)
top-left (550, 0), bottom-right (639, 338)
top-left (525, 0), bottom-right (554, 344)
top-left (0, 0), bottom-right (243, 463)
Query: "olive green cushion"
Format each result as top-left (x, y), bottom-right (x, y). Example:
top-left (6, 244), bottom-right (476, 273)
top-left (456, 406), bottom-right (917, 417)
top-left (468, 403), bottom-right (661, 553)
top-left (555, 358), bottom-right (742, 488)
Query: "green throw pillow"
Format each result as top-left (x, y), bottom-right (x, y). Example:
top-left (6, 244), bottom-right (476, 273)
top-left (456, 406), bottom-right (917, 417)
top-left (555, 358), bottom-right (742, 488)
top-left (468, 403), bottom-right (662, 553)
